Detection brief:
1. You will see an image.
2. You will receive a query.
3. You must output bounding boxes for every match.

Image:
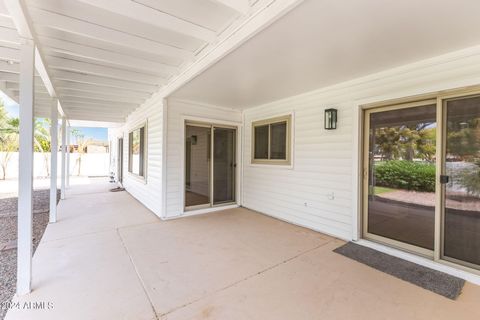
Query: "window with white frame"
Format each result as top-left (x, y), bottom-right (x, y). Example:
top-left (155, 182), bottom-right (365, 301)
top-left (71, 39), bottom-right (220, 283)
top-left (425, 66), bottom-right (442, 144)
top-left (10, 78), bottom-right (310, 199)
top-left (251, 115), bottom-right (291, 165)
top-left (128, 124), bottom-right (146, 177)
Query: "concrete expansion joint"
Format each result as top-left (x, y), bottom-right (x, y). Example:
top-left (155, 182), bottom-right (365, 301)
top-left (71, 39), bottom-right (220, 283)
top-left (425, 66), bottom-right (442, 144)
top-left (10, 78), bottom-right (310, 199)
top-left (116, 228), bottom-right (160, 320)
top-left (159, 238), bottom-right (334, 317)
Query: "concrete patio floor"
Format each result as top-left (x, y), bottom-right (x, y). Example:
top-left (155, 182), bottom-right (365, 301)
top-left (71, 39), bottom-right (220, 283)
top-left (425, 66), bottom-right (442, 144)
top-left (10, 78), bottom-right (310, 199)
top-left (5, 181), bottom-right (480, 320)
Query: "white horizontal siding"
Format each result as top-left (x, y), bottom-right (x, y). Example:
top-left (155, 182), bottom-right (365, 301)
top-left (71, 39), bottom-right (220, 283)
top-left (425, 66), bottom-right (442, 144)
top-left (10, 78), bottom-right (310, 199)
top-left (242, 46), bottom-right (480, 241)
top-left (120, 96), bottom-right (164, 218)
top-left (165, 99), bottom-right (242, 218)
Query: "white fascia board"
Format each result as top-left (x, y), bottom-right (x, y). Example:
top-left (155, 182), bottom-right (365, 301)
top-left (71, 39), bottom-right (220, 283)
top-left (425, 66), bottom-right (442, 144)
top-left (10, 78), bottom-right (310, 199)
top-left (210, 0), bottom-right (250, 14)
top-left (35, 48), bottom-right (56, 97)
top-left (68, 119), bottom-right (124, 128)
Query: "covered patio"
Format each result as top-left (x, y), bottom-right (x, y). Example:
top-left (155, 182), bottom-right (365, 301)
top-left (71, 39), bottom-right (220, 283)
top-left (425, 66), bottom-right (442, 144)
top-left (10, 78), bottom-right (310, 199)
top-left (4, 0), bottom-right (480, 318)
top-left (4, 180), bottom-right (480, 320)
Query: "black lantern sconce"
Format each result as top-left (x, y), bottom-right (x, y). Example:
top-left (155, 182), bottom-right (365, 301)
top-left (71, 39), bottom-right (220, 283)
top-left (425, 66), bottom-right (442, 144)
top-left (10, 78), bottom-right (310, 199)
top-left (324, 108), bottom-right (337, 130)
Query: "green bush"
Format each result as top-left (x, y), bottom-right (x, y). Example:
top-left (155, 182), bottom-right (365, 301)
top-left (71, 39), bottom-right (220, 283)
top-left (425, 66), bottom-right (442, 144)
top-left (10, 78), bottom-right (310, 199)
top-left (374, 160), bottom-right (435, 192)
top-left (458, 167), bottom-right (480, 196)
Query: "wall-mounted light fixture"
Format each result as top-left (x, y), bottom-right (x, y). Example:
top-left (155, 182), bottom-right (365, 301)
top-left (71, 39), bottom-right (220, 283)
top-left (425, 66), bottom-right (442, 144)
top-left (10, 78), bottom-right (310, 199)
top-left (324, 108), bottom-right (337, 130)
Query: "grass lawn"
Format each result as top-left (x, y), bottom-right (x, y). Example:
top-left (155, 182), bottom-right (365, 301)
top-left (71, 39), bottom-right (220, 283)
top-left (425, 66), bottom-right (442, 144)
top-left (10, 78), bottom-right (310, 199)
top-left (374, 186), bottom-right (396, 195)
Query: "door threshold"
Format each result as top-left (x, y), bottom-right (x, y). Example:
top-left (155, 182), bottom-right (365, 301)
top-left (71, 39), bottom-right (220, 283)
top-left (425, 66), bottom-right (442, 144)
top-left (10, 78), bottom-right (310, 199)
top-left (181, 204), bottom-right (240, 218)
top-left (355, 239), bottom-right (480, 285)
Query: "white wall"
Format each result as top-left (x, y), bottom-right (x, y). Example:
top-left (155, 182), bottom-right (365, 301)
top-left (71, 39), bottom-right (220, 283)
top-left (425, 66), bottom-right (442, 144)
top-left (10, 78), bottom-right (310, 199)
top-left (115, 95), bottom-right (165, 218)
top-left (111, 46), bottom-right (480, 241)
top-left (165, 99), bottom-right (242, 218)
top-left (242, 47), bottom-right (480, 241)
top-left (0, 152), bottom-right (109, 179)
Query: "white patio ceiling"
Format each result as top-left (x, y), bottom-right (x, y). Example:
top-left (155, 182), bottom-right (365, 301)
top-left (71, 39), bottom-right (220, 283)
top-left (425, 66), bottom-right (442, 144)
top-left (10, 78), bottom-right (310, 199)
top-left (172, 0), bottom-right (480, 109)
top-left (0, 0), bottom-right (266, 122)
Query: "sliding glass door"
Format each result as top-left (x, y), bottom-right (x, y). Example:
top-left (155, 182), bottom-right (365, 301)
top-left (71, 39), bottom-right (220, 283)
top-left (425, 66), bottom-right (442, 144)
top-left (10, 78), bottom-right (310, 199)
top-left (185, 122), bottom-right (237, 210)
top-left (213, 127), bottom-right (236, 205)
top-left (185, 124), bottom-right (211, 208)
top-left (363, 91), bottom-right (480, 271)
top-left (364, 101), bottom-right (437, 255)
top-left (443, 95), bottom-right (480, 268)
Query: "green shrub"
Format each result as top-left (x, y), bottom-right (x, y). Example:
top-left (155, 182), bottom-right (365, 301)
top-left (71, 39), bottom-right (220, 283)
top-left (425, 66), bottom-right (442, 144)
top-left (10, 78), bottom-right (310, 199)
top-left (374, 160), bottom-right (435, 192)
top-left (458, 167), bottom-right (480, 196)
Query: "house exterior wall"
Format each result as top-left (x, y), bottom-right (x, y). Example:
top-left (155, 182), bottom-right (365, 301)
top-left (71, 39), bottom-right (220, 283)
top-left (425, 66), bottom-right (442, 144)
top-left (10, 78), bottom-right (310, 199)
top-left (241, 48), bottom-right (480, 241)
top-left (165, 99), bottom-right (242, 218)
top-left (111, 46), bottom-right (480, 238)
top-left (110, 96), bottom-right (165, 218)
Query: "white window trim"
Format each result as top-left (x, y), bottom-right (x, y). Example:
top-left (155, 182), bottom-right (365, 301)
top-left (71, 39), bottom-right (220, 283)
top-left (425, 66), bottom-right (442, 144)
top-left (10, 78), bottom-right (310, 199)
top-left (127, 120), bottom-right (148, 183)
top-left (251, 113), bottom-right (293, 167)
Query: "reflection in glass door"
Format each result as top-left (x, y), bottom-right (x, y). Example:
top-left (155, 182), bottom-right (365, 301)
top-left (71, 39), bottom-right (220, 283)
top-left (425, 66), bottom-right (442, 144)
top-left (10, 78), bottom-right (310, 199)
top-left (185, 125), bottom-right (211, 208)
top-left (364, 92), bottom-right (480, 271)
top-left (213, 128), bottom-right (236, 205)
top-left (443, 95), bottom-right (480, 268)
top-left (364, 102), bottom-right (437, 254)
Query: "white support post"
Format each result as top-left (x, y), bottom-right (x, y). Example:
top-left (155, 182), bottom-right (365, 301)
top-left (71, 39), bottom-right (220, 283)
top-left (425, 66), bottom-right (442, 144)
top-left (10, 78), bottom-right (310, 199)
top-left (49, 98), bottom-right (58, 223)
top-left (17, 38), bottom-right (35, 296)
top-left (60, 117), bottom-right (66, 200)
top-left (66, 125), bottom-right (70, 188)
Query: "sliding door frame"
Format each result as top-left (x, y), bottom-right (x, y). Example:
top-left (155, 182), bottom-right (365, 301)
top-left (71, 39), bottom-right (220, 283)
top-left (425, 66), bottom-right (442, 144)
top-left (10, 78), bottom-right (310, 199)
top-left (184, 122), bottom-right (213, 211)
top-left (362, 99), bottom-right (438, 258)
top-left (211, 126), bottom-right (237, 207)
top-left (437, 89), bottom-right (480, 272)
top-left (361, 85), bottom-right (480, 275)
top-left (183, 118), bottom-right (241, 213)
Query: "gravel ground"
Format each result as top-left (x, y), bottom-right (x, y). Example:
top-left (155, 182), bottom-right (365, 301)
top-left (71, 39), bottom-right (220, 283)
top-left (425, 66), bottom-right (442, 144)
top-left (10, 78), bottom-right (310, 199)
top-left (0, 189), bottom-right (59, 320)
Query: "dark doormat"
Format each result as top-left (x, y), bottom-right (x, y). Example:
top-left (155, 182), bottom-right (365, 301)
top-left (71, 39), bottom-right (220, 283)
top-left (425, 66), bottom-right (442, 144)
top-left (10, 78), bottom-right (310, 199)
top-left (333, 242), bottom-right (465, 300)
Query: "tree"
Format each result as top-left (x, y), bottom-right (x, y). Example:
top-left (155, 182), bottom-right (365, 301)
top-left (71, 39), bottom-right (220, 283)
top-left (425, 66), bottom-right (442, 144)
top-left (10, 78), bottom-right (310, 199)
top-left (34, 118), bottom-right (52, 177)
top-left (0, 133), bottom-right (18, 180)
top-left (4, 117), bottom-right (53, 177)
top-left (447, 118), bottom-right (480, 160)
top-left (0, 101), bottom-right (18, 179)
top-left (373, 123), bottom-right (436, 162)
top-left (70, 129), bottom-right (92, 176)
top-left (416, 128), bottom-right (436, 161)
top-left (374, 127), bottom-right (401, 160)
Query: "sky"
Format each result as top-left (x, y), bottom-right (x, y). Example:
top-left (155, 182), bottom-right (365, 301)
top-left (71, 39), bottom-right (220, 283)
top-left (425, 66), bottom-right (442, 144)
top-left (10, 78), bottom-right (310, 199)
top-left (1, 90), bottom-right (108, 143)
top-left (71, 126), bottom-right (108, 143)
top-left (0, 90), bottom-right (19, 118)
